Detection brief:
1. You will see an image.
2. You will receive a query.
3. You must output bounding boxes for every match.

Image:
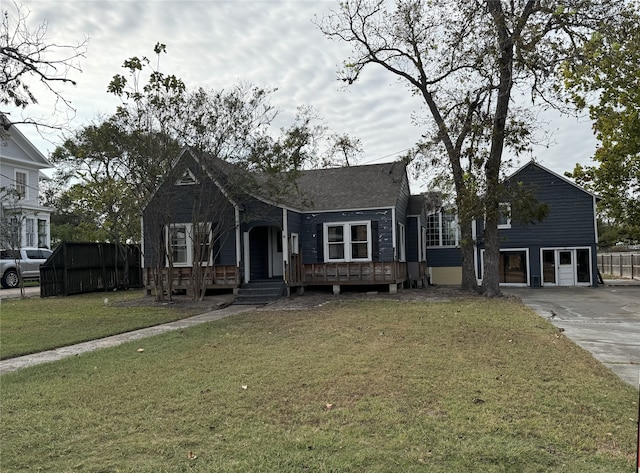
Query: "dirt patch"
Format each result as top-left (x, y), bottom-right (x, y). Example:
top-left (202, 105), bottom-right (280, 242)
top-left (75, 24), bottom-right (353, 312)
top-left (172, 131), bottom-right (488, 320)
top-left (116, 286), bottom-right (482, 314)
top-left (259, 285), bottom-right (482, 311)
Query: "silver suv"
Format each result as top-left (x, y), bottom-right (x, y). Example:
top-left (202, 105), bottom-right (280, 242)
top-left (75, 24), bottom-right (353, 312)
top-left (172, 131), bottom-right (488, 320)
top-left (0, 248), bottom-right (53, 289)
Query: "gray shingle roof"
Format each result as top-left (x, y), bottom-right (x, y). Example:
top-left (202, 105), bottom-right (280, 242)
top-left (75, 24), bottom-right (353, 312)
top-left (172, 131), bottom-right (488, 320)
top-left (183, 147), bottom-right (408, 212)
top-left (280, 161), bottom-right (408, 211)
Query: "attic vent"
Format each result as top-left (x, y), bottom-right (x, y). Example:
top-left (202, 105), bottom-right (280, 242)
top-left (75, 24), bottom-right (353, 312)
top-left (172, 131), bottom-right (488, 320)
top-left (176, 168), bottom-right (198, 186)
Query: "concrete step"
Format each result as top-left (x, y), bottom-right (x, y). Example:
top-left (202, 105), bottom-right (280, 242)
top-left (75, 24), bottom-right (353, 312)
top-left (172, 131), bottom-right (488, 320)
top-left (234, 279), bottom-right (287, 305)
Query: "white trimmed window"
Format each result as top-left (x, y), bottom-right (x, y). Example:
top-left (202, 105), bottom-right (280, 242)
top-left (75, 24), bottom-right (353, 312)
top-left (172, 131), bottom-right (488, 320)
top-left (397, 222), bottom-right (406, 262)
top-left (167, 222), bottom-right (214, 267)
top-left (290, 233), bottom-right (299, 255)
top-left (498, 203), bottom-right (512, 229)
top-left (324, 221), bottom-right (371, 262)
top-left (38, 219), bottom-right (48, 248)
top-left (426, 209), bottom-right (459, 247)
top-left (25, 218), bottom-right (36, 247)
top-left (15, 170), bottom-right (27, 199)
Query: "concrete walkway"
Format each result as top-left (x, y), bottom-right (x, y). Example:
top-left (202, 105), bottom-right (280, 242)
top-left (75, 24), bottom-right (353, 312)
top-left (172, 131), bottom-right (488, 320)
top-left (0, 304), bottom-right (257, 375)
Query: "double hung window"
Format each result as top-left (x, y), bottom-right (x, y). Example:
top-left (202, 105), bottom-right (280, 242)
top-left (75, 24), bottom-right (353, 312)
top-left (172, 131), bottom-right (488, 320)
top-left (324, 222), bottom-right (371, 262)
top-left (15, 171), bottom-right (27, 199)
top-left (25, 218), bottom-right (35, 247)
top-left (167, 222), bottom-right (215, 266)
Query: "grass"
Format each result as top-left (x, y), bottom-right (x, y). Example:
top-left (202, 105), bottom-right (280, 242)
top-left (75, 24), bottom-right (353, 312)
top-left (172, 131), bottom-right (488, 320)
top-left (1, 298), bottom-right (637, 472)
top-left (0, 291), bottom-right (202, 359)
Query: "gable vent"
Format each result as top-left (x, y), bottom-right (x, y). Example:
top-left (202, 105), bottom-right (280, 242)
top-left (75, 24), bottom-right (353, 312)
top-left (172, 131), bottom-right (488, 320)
top-left (176, 168), bottom-right (198, 186)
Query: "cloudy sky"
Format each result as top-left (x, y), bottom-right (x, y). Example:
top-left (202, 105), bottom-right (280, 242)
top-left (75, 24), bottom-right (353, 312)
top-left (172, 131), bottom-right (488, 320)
top-left (7, 0), bottom-right (598, 186)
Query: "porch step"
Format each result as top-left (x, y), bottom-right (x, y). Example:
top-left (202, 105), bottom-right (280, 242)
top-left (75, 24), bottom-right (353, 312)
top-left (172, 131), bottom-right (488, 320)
top-left (234, 279), bottom-right (287, 305)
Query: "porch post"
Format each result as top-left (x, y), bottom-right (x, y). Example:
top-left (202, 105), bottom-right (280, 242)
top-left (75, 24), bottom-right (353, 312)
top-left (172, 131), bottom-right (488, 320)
top-left (235, 206), bottom-right (242, 269)
top-left (243, 231), bottom-right (250, 284)
top-left (282, 208), bottom-right (289, 282)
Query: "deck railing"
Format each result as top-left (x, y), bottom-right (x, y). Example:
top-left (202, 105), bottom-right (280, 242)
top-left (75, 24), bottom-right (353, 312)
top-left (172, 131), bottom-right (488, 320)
top-left (303, 261), bottom-right (407, 285)
top-left (144, 265), bottom-right (240, 290)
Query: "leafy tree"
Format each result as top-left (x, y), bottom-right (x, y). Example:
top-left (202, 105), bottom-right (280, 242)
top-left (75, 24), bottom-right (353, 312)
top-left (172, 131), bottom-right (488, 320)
top-left (318, 0), bottom-right (622, 296)
top-left (564, 4), bottom-right (640, 244)
top-left (51, 120), bottom-right (142, 244)
top-left (1, 1), bottom-right (87, 130)
top-left (54, 44), bottom-right (342, 300)
top-left (324, 133), bottom-right (363, 167)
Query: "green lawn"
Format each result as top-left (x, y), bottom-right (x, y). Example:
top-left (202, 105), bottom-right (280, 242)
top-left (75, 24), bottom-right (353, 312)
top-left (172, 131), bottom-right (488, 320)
top-left (0, 298), bottom-right (637, 472)
top-left (0, 291), bottom-right (202, 359)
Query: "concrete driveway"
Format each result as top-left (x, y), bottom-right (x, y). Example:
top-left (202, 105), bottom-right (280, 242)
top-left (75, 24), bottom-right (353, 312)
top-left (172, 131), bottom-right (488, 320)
top-left (504, 282), bottom-right (640, 387)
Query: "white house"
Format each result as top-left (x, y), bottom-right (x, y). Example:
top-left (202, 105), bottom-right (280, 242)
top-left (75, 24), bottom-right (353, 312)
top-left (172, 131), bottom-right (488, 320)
top-left (0, 116), bottom-right (52, 249)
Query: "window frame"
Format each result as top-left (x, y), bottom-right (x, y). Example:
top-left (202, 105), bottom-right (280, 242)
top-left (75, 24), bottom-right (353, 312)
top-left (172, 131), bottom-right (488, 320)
top-left (37, 219), bottom-right (48, 248)
top-left (167, 222), bottom-right (218, 267)
top-left (479, 248), bottom-right (530, 286)
top-left (168, 224), bottom-right (190, 266)
top-left (397, 222), bottom-right (406, 262)
top-left (25, 218), bottom-right (36, 247)
top-left (323, 221), bottom-right (372, 263)
top-left (426, 209), bottom-right (459, 248)
top-left (497, 202), bottom-right (512, 229)
top-left (290, 233), bottom-right (299, 255)
top-left (15, 170), bottom-right (27, 199)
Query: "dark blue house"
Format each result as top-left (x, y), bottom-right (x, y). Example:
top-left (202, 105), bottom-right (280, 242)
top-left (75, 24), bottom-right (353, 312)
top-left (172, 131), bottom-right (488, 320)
top-left (426, 161), bottom-right (600, 287)
top-left (142, 148), bottom-right (429, 298)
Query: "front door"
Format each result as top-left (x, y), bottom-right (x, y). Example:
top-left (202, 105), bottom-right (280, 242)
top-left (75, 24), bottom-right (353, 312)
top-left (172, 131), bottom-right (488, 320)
top-left (269, 227), bottom-right (283, 277)
top-left (557, 250), bottom-right (575, 286)
top-left (245, 226), bottom-right (283, 282)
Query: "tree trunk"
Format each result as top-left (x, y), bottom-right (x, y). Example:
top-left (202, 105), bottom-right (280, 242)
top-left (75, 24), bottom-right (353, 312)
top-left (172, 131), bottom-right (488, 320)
top-left (482, 214), bottom-right (501, 297)
top-left (459, 219), bottom-right (479, 292)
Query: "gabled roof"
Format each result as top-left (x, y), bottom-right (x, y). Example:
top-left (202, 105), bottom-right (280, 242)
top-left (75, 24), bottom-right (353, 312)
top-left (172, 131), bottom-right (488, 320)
top-left (507, 160), bottom-right (599, 200)
top-left (145, 148), bottom-right (410, 214)
top-left (0, 115), bottom-right (52, 169)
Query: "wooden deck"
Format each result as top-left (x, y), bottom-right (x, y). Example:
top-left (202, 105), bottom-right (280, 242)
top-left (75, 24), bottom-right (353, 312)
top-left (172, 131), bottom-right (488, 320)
top-left (302, 262), bottom-right (407, 285)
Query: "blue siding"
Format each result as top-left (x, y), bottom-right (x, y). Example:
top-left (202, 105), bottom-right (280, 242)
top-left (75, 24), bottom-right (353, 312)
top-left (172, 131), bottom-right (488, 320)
top-left (239, 197), bottom-right (283, 231)
top-left (427, 247), bottom-right (462, 267)
top-left (406, 216), bottom-right (419, 262)
top-left (300, 209), bottom-right (395, 263)
top-left (143, 155), bottom-right (238, 267)
top-left (286, 209), bottom-right (303, 237)
top-left (470, 163), bottom-right (598, 285)
top-left (395, 175), bottom-right (410, 260)
top-left (499, 163), bottom-right (597, 248)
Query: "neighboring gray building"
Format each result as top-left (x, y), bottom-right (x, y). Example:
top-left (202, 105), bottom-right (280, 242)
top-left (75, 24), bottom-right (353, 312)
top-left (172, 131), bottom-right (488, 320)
top-left (0, 117), bottom-right (53, 249)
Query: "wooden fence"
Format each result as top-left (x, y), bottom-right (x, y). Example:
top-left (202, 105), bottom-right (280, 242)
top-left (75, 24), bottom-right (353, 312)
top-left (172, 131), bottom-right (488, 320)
top-left (40, 242), bottom-right (142, 297)
top-left (597, 252), bottom-right (640, 280)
